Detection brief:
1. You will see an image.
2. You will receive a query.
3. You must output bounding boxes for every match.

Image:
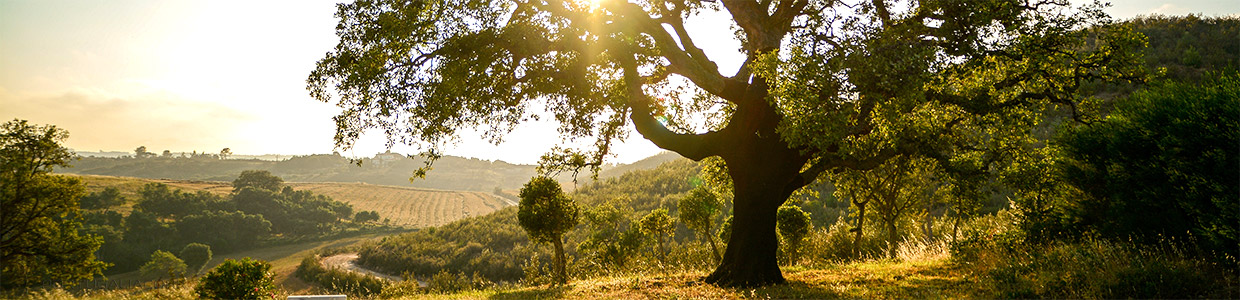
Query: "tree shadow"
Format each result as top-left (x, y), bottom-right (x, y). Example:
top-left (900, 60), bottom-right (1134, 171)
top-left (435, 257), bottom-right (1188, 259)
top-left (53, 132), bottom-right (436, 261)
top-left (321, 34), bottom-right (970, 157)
top-left (724, 278), bottom-right (845, 299)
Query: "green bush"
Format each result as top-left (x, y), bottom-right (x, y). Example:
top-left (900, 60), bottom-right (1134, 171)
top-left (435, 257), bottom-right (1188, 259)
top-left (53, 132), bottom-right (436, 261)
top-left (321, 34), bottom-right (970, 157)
top-left (952, 220), bottom-right (1239, 298)
top-left (1057, 74), bottom-right (1239, 257)
top-left (294, 256), bottom-right (388, 297)
top-left (194, 257), bottom-right (276, 300)
top-left (179, 243), bottom-right (212, 274)
top-left (139, 250), bottom-right (186, 280)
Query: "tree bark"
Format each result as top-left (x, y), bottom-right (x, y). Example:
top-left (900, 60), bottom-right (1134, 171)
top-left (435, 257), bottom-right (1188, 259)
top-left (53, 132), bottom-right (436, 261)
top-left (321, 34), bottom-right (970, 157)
top-left (707, 231), bottom-right (721, 263)
top-left (552, 237), bottom-right (567, 285)
top-left (887, 218), bottom-right (899, 259)
top-left (703, 113), bottom-right (809, 287)
top-left (853, 201), bottom-right (867, 258)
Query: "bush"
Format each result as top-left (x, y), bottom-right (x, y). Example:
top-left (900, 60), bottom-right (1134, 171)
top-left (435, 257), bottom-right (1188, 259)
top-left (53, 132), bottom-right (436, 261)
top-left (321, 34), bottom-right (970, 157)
top-left (194, 257), bottom-right (276, 300)
top-left (179, 243), bottom-right (212, 274)
top-left (952, 213), bottom-right (1240, 298)
top-left (139, 250), bottom-right (186, 280)
top-left (295, 256), bottom-right (388, 297)
top-left (1057, 75), bottom-right (1239, 257)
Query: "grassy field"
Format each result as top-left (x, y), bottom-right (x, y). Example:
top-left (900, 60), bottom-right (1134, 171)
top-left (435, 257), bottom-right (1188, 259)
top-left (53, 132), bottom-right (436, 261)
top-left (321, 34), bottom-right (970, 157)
top-left (24, 257), bottom-right (976, 300)
top-left (462, 259), bottom-right (974, 300)
top-left (69, 174), bottom-right (511, 227)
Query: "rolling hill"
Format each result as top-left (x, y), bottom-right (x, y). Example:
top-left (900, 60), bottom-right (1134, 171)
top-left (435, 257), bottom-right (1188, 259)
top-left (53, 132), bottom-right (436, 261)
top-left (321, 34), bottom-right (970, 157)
top-left (72, 175), bottom-right (511, 228)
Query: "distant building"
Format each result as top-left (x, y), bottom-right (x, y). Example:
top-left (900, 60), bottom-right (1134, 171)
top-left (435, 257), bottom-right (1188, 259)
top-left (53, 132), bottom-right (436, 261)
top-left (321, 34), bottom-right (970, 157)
top-left (373, 151), bottom-right (405, 167)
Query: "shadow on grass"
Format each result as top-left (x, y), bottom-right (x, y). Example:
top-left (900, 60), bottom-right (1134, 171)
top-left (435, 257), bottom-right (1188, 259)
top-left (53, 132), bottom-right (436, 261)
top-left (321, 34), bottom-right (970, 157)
top-left (488, 284), bottom-right (570, 299)
top-left (741, 279), bottom-right (846, 299)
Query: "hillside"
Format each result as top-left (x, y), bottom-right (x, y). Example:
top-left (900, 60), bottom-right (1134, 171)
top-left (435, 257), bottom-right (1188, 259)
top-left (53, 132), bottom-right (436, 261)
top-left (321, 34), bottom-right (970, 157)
top-left (72, 174), bottom-right (510, 228)
top-left (60, 152), bottom-right (678, 192)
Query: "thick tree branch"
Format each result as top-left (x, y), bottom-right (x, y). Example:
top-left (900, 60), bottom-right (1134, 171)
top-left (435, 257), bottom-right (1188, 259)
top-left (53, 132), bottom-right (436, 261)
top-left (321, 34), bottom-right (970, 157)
top-left (617, 52), bottom-right (721, 161)
top-left (604, 1), bottom-right (728, 97)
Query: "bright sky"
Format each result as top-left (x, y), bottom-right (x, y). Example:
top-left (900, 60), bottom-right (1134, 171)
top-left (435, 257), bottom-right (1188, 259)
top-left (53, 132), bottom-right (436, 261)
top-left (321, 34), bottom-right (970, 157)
top-left (2, 1), bottom-right (1236, 164)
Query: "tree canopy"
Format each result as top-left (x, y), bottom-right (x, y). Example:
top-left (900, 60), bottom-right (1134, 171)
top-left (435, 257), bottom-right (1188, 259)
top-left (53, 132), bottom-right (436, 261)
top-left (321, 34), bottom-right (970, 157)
top-left (310, 0), bottom-right (1143, 286)
top-left (0, 119), bottom-right (109, 289)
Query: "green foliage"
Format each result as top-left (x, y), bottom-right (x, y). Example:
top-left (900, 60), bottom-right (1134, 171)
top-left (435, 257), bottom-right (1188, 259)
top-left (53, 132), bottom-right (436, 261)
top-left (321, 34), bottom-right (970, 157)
top-left (194, 257), bottom-right (276, 300)
top-left (139, 250), bottom-right (186, 280)
top-left (425, 269), bottom-right (493, 294)
top-left (357, 207), bottom-right (532, 282)
top-left (639, 208), bottom-right (676, 263)
top-left (1127, 15), bottom-right (1240, 83)
top-left (179, 243), bottom-right (212, 274)
top-left (835, 156), bottom-right (943, 258)
top-left (295, 256), bottom-right (387, 297)
top-left (576, 200), bottom-right (644, 270)
top-left (232, 170), bottom-right (283, 192)
top-left (176, 210), bottom-right (272, 253)
top-left (80, 187), bottom-right (125, 209)
top-left (0, 119), bottom-right (108, 289)
top-left (953, 225), bottom-right (1239, 298)
top-left (717, 215), bottom-right (733, 243)
top-left (354, 210), bottom-right (381, 223)
top-left (678, 186), bottom-right (722, 261)
top-left (1057, 74), bottom-right (1240, 257)
top-left (134, 183), bottom-right (228, 218)
top-left (776, 205), bottom-right (811, 264)
top-left (517, 177), bottom-right (579, 244)
top-left (234, 185), bottom-right (352, 235)
top-left (518, 176), bottom-right (578, 284)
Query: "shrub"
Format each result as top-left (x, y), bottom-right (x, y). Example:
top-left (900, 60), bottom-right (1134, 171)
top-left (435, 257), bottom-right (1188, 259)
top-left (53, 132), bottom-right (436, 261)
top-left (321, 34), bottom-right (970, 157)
top-left (179, 243), bottom-right (212, 274)
top-left (295, 256), bottom-right (388, 297)
top-left (952, 212), bottom-right (1239, 298)
top-left (1057, 75), bottom-right (1239, 257)
top-left (139, 250), bottom-right (186, 280)
top-left (194, 257), bottom-right (276, 300)
top-left (777, 205), bottom-right (812, 265)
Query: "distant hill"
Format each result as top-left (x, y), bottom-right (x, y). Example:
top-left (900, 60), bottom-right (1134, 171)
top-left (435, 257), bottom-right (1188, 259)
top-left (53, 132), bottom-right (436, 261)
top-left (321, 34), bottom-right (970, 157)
top-left (59, 152), bottom-right (685, 192)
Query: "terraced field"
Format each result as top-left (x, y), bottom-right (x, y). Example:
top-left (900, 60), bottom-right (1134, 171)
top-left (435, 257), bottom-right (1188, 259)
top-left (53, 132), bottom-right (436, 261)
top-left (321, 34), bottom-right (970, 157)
top-left (70, 174), bottom-right (512, 227)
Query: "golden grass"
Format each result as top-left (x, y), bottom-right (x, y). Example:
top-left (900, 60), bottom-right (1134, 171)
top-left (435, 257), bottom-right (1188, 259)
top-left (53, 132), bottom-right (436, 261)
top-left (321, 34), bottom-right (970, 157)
top-left (394, 256), bottom-right (977, 300)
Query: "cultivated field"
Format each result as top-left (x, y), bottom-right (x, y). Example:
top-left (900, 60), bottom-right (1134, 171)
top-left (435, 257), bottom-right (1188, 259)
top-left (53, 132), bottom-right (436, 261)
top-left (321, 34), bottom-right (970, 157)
top-left (288, 182), bottom-right (511, 227)
top-left (69, 174), bottom-right (512, 227)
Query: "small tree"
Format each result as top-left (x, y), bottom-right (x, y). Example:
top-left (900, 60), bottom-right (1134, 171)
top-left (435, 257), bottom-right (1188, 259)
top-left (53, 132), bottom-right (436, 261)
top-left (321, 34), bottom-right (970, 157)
top-left (81, 186), bottom-right (125, 210)
top-left (776, 206), bottom-right (811, 265)
top-left (517, 177), bottom-right (578, 285)
top-left (180, 243), bottom-right (213, 274)
top-left (355, 210), bottom-right (381, 223)
top-left (139, 250), bottom-right (187, 280)
top-left (679, 186), bottom-right (722, 262)
top-left (195, 257), bottom-right (276, 300)
top-left (232, 170), bottom-right (284, 192)
top-left (134, 145), bottom-right (152, 158)
top-left (219, 148), bottom-right (233, 160)
top-left (639, 208), bottom-right (676, 264)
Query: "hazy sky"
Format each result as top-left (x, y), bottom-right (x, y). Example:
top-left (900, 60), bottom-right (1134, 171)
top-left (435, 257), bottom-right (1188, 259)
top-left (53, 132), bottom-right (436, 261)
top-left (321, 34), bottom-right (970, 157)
top-left (2, 1), bottom-right (1236, 164)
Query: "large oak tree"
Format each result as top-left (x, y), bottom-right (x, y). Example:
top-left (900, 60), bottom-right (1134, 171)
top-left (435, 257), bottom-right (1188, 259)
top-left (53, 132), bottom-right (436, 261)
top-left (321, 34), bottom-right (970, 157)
top-left (310, 0), bottom-right (1142, 286)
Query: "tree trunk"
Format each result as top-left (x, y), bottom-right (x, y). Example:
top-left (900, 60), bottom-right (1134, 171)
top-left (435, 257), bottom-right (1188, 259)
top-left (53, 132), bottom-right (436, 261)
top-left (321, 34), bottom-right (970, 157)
top-left (887, 219), bottom-right (898, 259)
top-left (853, 201), bottom-right (867, 258)
top-left (552, 237), bottom-right (567, 285)
top-left (703, 126), bottom-right (808, 287)
top-left (707, 233), bottom-right (721, 263)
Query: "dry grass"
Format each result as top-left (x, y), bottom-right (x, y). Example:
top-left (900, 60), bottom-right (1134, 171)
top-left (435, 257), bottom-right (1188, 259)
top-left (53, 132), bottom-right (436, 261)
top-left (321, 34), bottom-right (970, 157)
top-left (395, 255), bottom-right (977, 300)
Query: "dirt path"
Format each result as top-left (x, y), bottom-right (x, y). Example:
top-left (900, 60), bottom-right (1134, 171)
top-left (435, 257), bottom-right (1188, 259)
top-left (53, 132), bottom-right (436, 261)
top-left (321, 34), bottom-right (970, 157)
top-left (321, 253), bottom-right (426, 287)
